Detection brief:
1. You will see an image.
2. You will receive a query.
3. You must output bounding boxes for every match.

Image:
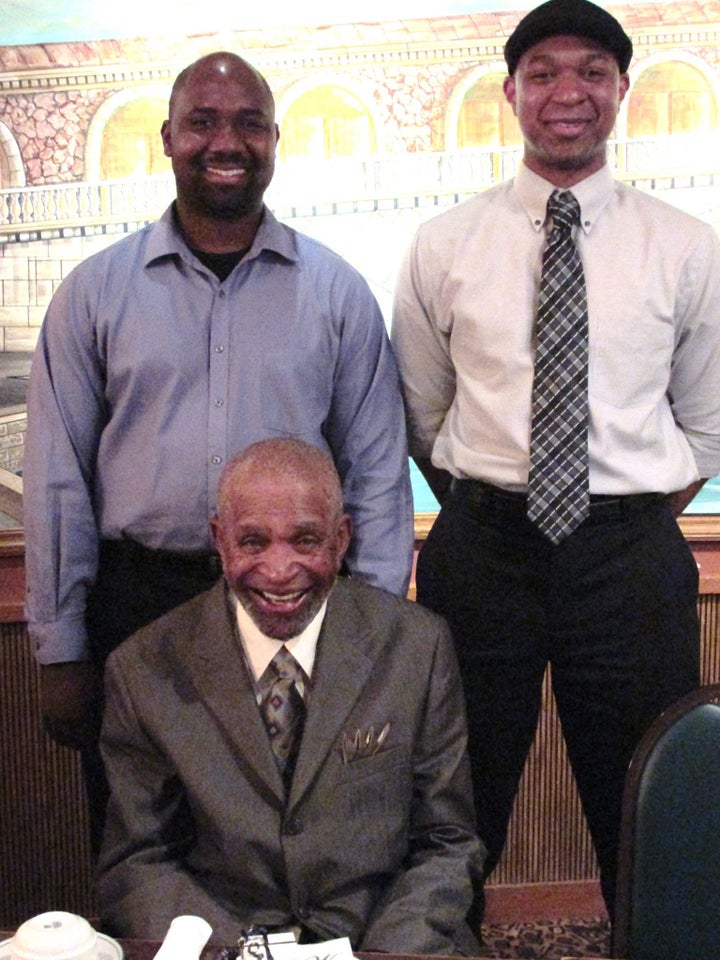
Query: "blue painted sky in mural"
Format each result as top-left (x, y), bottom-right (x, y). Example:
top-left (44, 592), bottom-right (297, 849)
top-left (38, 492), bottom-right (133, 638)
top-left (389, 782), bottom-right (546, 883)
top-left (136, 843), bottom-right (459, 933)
top-left (3, 0), bottom-right (534, 46)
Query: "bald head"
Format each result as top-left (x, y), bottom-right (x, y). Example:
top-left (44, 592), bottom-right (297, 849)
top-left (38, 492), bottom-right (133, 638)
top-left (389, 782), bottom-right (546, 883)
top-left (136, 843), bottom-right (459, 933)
top-left (169, 52), bottom-right (274, 117)
top-left (212, 439), bottom-right (352, 640)
top-left (217, 438), bottom-right (345, 524)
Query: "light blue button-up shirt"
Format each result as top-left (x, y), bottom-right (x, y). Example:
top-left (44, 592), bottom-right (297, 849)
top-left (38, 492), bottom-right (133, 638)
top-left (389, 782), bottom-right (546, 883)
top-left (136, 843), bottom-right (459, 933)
top-left (25, 204), bottom-right (413, 662)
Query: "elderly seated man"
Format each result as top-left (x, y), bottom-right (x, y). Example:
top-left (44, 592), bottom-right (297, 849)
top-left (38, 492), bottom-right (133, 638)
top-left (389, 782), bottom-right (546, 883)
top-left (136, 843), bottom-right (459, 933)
top-left (96, 438), bottom-right (484, 953)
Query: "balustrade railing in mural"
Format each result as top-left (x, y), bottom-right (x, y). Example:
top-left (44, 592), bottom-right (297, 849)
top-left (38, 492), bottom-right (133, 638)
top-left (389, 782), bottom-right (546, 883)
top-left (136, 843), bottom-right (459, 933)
top-left (0, 174), bottom-right (176, 235)
top-left (1, 135), bottom-right (719, 240)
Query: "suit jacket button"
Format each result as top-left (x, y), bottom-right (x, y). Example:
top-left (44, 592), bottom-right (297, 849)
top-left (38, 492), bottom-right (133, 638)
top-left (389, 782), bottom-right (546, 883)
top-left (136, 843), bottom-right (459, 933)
top-left (284, 816), bottom-right (303, 835)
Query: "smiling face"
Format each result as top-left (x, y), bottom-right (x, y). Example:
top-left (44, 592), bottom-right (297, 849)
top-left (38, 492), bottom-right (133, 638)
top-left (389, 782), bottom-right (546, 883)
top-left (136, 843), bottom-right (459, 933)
top-left (211, 447), bottom-right (352, 641)
top-left (161, 53), bottom-right (279, 235)
top-left (503, 34), bottom-right (629, 187)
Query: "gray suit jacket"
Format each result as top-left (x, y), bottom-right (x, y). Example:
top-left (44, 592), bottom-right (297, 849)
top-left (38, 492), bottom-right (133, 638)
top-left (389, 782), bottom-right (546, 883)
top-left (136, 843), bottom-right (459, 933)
top-left (97, 578), bottom-right (484, 953)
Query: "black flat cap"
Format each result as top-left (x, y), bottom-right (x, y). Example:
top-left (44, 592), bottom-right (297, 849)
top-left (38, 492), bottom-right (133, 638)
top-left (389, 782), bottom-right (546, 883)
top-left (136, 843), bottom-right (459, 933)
top-left (504, 0), bottom-right (633, 74)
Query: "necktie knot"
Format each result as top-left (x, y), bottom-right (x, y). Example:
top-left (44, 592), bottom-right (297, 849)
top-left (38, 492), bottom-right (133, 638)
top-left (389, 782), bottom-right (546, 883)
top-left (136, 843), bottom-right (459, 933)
top-left (547, 189), bottom-right (580, 233)
top-left (270, 646), bottom-right (304, 684)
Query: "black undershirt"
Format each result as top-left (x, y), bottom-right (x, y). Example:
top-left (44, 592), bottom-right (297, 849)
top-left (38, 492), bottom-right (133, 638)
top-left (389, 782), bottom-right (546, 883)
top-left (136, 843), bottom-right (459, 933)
top-left (190, 246), bottom-right (248, 282)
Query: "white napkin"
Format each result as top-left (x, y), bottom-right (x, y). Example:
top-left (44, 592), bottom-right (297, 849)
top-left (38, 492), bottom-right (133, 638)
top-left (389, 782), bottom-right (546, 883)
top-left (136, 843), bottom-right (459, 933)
top-left (271, 937), bottom-right (354, 960)
top-left (152, 916), bottom-right (213, 960)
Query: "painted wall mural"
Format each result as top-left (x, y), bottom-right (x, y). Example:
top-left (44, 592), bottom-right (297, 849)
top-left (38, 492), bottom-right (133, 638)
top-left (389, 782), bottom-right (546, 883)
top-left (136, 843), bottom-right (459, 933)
top-left (4, 1), bottom-right (527, 46)
top-left (1, 0), bottom-right (719, 510)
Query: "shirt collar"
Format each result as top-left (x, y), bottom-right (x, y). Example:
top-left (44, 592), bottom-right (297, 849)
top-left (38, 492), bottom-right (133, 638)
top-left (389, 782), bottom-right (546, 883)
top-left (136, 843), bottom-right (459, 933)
top-left (232, 592), bottom-right (327, 683)
top-left (144, 203), bottom-right (299, 269)
top-left (514, 162), bottom-right (615, 237)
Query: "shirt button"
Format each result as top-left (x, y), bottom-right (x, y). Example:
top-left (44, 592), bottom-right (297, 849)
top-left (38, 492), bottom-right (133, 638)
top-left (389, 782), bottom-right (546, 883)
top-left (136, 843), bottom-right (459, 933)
top-left (218, 289), bottom-right (226, 299)
top-left (214, 345), bottom-right (225, 353)
top-left (214, 398), bottom-right (224, 407)
top-left (210, 455), bottom-right (222, 465)
top-left (296, 906), bottom-right (310, 921)
top-left (284, 816), bottom-right (303, 836)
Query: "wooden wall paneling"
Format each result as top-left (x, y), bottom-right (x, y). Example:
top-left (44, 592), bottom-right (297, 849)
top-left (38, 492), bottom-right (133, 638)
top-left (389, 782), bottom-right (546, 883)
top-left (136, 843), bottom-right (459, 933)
top-left (0, 621), bottom-right (94, 927)
top-left (701, 593), bottom-right (720, 679)
top-left (493, 666), bottom-right (597, 886)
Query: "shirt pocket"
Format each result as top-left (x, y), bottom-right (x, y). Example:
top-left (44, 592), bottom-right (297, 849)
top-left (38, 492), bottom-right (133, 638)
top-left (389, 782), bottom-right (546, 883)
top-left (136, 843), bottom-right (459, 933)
top-left (588, 297), bottom-right (676, 410)
top-left (260, 346), bottom-right (335, 436)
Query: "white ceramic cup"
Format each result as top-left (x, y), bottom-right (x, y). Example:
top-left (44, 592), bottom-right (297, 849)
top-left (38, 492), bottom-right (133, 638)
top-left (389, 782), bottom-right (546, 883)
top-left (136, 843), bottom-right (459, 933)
top-left (9, 912), bottom-right (99, 960)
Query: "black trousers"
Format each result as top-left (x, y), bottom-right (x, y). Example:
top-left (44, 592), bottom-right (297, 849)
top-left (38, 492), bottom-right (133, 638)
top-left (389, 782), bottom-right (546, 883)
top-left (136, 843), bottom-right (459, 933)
top-left (82, 538), bottom-right (222, 855)
top-left (416, 482), bottom-right (700, 918)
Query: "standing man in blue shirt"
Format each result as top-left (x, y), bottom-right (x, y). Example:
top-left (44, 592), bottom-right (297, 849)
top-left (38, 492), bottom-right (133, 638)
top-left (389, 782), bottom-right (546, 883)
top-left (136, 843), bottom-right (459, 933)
top-left (24, 51), bottom-right (413, 851)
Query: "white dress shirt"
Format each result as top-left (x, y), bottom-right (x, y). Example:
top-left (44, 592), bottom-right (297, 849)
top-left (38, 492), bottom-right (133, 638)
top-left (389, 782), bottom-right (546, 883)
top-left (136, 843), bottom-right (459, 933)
top-left (233, 594), bottom-right (327, 703)
top-left (392, 163), bottom-right (720, 494)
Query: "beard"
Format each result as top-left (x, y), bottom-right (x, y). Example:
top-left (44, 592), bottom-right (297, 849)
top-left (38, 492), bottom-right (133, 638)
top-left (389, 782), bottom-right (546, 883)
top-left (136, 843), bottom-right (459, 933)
top-left (188, 178), bottom-right (265, 221)
top-left (237, 584), bottom-right (331, 641)
top-left (179, 154), bottom-right (273, 221)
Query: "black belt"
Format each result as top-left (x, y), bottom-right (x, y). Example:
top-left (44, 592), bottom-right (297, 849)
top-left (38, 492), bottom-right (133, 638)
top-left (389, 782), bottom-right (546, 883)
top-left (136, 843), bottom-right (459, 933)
top-left (99, 537), bottom-right (223, 577)
top-left (450, 478), bottom-right (665, 522)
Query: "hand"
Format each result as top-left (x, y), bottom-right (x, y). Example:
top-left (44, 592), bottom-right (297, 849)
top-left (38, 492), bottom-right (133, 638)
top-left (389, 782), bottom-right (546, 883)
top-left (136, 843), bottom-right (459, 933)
top-left (414, 456), bottom-right (453, 506)
top-left (40, 661), bottom-right (103, 751)
top-left (666, 478), bottom-right (708, 517)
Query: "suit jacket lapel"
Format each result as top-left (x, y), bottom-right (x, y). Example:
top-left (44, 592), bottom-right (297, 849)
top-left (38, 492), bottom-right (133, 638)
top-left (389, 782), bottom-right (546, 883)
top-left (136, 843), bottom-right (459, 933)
top-left (185, 580), bottom-right (286, 800)
top-left (289, 580), bottom-right (377, 804)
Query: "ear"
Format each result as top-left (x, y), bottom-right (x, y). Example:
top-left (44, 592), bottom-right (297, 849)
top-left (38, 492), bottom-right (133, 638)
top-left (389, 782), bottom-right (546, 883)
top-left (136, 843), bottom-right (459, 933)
top-left (618, 72), bottom-right (630, 104)
top-left (209, 515), bottom-right (230, 577)
top-left (161, 119), bottom-right (172, 158)
top-left (209, 515), bottom-right (222, 551)
top-left (336, 514), bottom-right (353, 563)
top-left (503, 75), bottom-right (518, 114)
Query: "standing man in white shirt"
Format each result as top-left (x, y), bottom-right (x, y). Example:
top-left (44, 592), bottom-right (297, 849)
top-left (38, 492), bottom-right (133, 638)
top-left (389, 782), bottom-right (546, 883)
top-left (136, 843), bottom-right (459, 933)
top-left (392, 0), bottom-right (720, 922)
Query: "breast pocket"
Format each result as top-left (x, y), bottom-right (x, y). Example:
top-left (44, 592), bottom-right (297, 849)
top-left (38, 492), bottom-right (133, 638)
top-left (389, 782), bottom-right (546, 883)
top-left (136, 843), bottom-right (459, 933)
top-left (588, 293), bottom-right (675, 409)
top-left (334, 745), bottom-right (412, 869)
top-left (260, 345), bottom-right (335, 436)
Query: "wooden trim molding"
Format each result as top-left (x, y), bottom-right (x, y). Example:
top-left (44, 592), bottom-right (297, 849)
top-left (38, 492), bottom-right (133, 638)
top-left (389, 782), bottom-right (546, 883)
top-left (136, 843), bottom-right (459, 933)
top-left (0, 530), bottom-right (25, 623)
top-left (678, 513), bottom-right (720, 541)
top-left (418, 511), bottom-right (720, 543)
top-left (0, 467), bottom-right (23, 524)
top-left (0, 530), bottom-right (24, 554)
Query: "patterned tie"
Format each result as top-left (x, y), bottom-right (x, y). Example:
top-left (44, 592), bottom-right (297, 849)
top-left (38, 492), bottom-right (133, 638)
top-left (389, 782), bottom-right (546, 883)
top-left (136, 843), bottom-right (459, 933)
top-left (527, 189), bottom-right (590, 544)
top-left (259, 646), bottom-right (306, 784)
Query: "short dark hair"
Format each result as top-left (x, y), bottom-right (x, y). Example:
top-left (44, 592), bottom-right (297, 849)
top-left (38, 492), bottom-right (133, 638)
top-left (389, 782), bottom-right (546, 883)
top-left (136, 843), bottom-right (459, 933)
top-left (504, 0), bottom-right (633, 75)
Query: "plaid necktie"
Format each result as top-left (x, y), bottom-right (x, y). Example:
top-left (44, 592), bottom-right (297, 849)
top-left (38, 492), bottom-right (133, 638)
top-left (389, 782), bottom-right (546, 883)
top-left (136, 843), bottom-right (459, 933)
top-left (527, 189), bottom-right (590, 544)
top-left (259, 646), bottom-right (306, 783)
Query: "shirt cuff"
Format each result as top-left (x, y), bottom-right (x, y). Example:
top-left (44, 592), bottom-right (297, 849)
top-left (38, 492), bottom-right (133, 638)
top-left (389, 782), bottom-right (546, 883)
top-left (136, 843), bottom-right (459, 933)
top-left (28, 615), bottom-right (90, 664)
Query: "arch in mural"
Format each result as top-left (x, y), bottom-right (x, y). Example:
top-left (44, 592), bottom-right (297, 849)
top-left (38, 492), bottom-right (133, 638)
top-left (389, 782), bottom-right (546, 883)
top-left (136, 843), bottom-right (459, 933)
top-left (616, 52), bottom-right (720, 177)
top-left (275, 75), bottom-right (381, 162)
top-left (445, 63), bottom-right (521, 151)
top-left (620, 51), bottom-right (720, 139)
top-left (85, 84), bottom-right (172, 181)
top-left (0, 120), bottom-right (26, 188)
